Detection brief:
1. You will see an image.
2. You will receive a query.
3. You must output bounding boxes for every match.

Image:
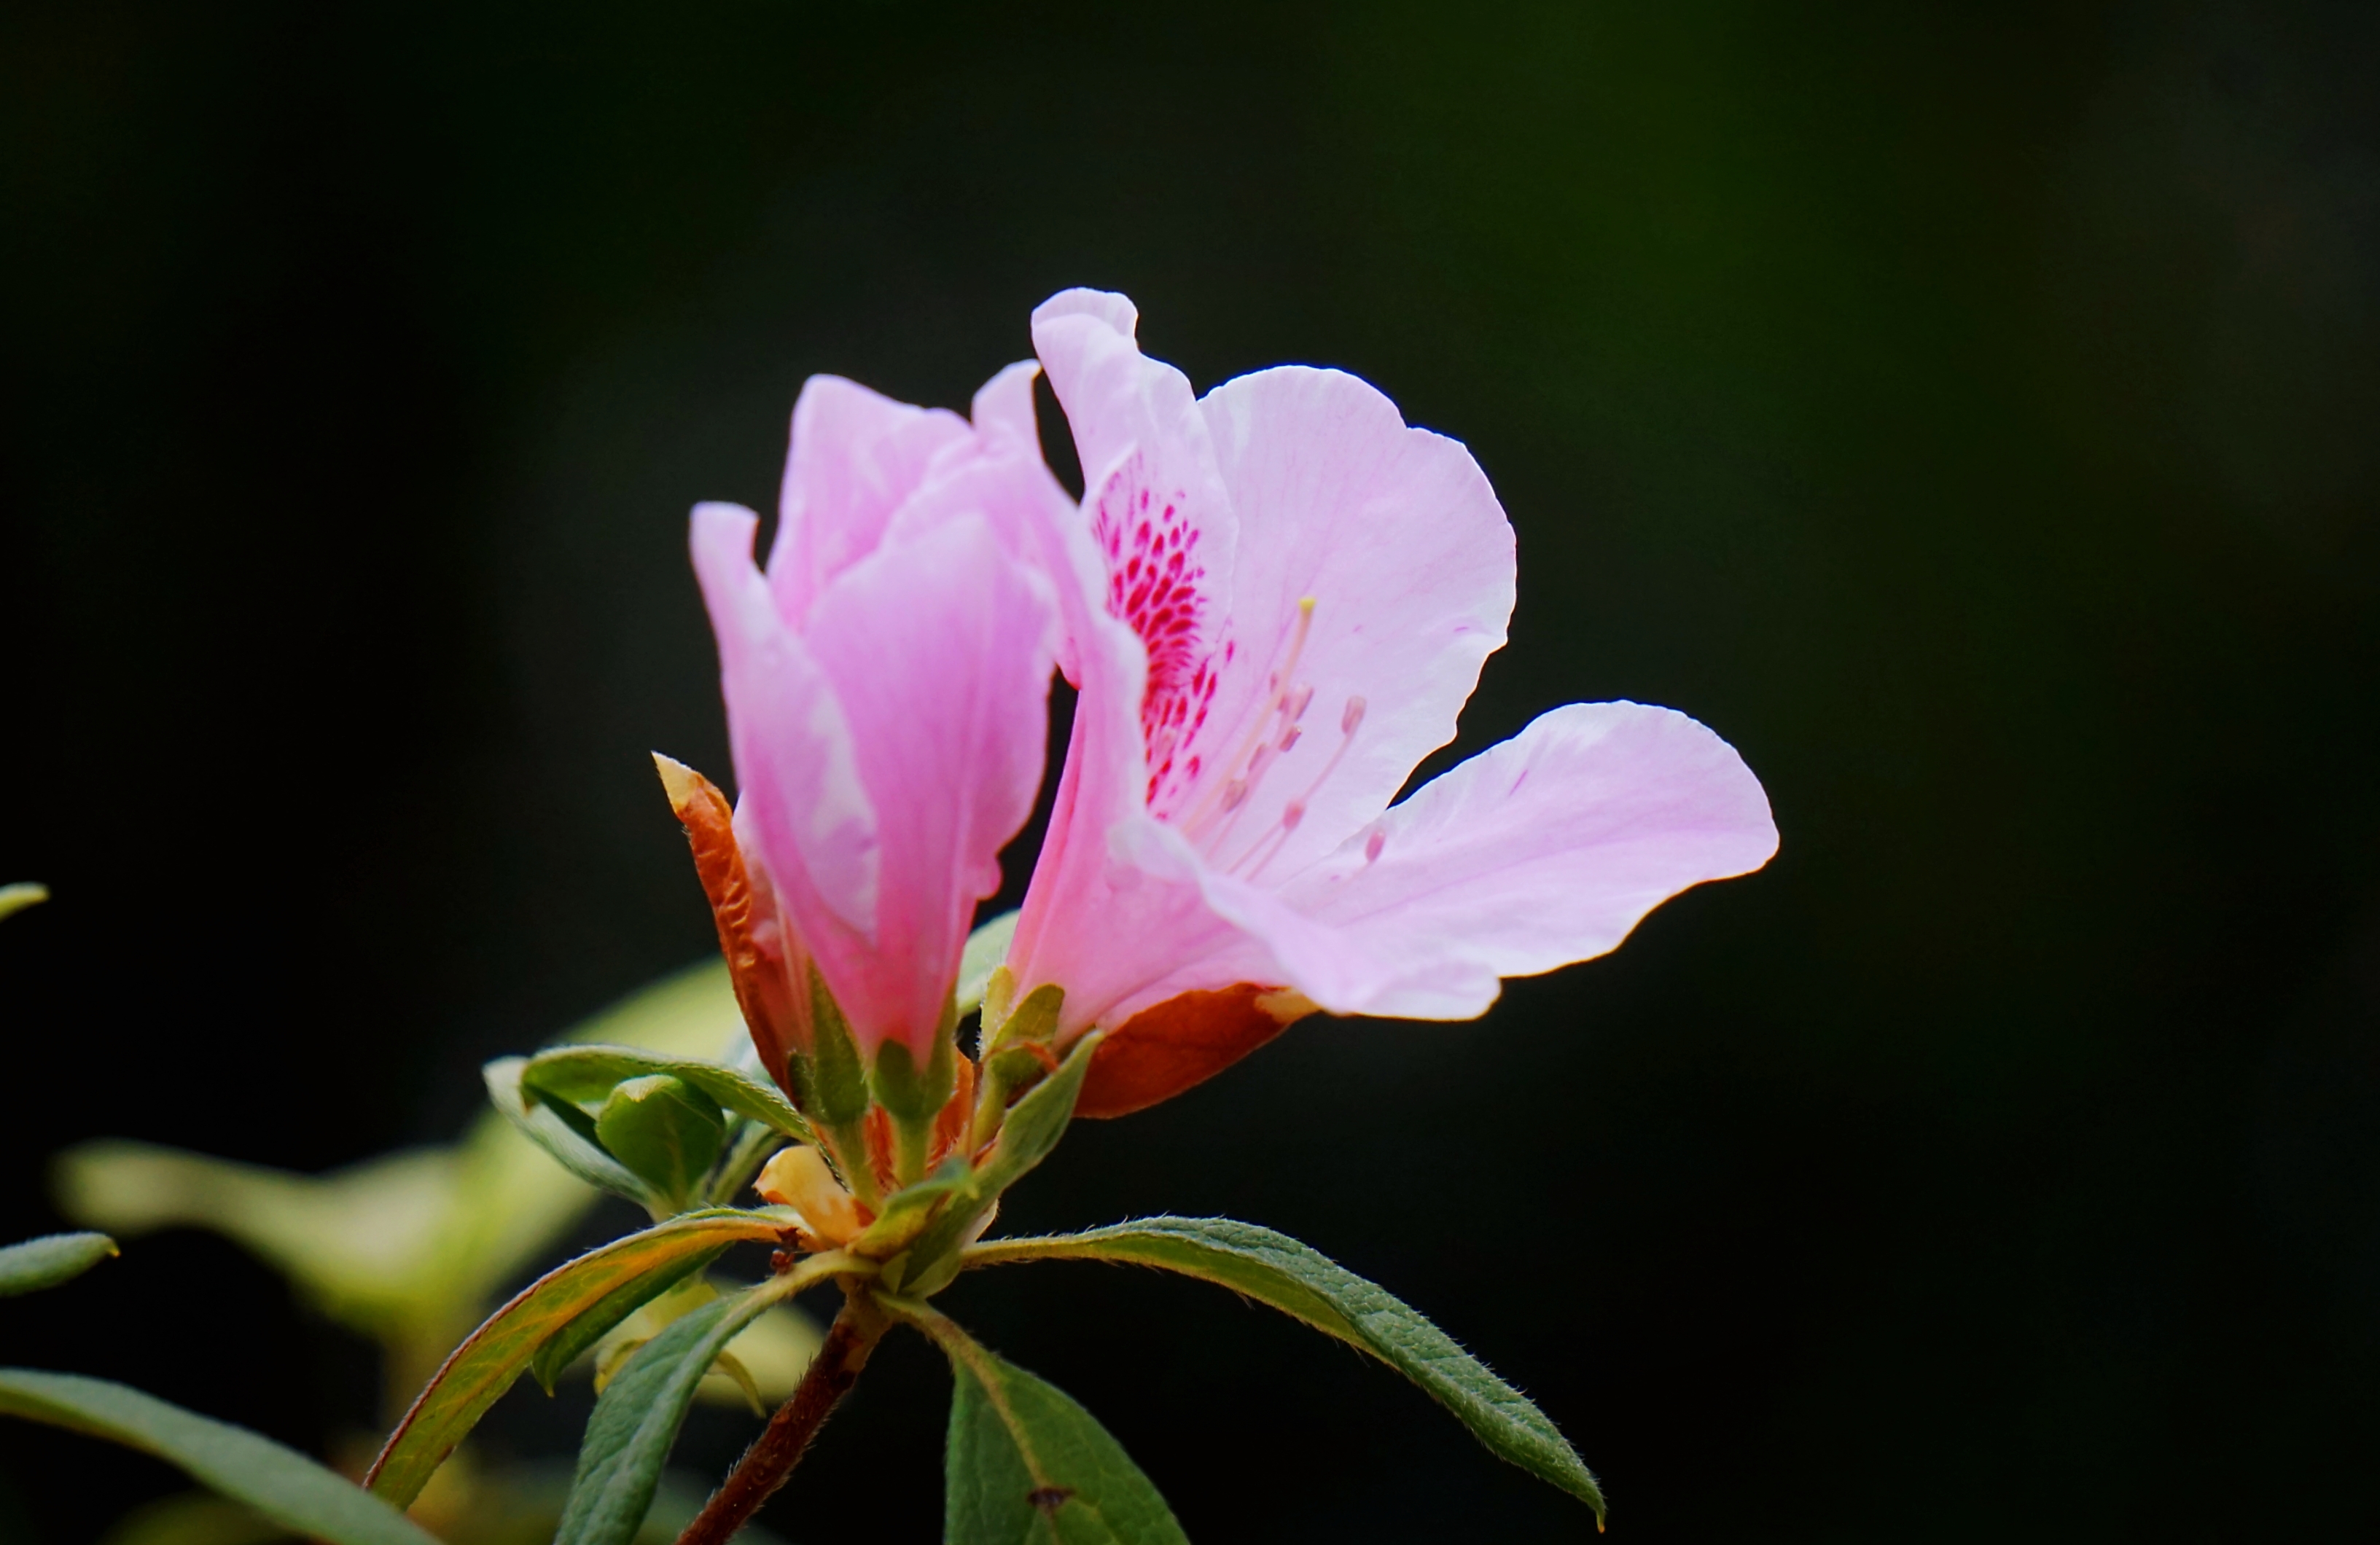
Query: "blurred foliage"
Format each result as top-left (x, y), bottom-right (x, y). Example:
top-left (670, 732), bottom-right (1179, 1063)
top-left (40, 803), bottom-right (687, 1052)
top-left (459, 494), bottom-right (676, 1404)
top-left (0, 885), bottom-right (48, 924)
top-left (52, 964), bottom-right (809, 1545)
top-left (52, 963), bottom-right (816, 1407)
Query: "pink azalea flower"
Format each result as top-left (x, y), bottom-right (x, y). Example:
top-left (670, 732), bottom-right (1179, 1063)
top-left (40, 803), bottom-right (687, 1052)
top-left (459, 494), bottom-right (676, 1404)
top-left (689, 364), bottom-right (1065, 1065)
top-left (1005, 289), bottom-right (1779, 1116)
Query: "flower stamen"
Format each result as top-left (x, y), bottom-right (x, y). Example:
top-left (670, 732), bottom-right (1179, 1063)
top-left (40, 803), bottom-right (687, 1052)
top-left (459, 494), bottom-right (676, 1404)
top-left (1227, 693), bottom-right (1367, 882)
top-left (1177, 596), bottom-right (1319, 845)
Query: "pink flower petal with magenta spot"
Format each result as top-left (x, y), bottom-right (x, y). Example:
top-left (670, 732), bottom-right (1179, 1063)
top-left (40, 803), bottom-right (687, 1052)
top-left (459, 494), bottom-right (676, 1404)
top-left (1004, 289), bottom-right (1778, 1112)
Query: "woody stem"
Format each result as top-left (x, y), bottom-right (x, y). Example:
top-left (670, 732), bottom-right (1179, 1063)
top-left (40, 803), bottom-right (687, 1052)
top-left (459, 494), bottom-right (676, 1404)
top-left (675, 1289), bottom-right (888, 1545)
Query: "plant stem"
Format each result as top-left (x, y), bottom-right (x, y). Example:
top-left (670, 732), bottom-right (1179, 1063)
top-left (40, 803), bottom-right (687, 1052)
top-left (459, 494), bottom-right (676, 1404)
top-left (676, 1289), bottom-right (887, 1545)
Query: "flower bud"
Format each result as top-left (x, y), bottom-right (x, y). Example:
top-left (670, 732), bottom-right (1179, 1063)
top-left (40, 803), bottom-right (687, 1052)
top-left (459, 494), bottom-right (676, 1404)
top-left (652, 753), bottom-right (811, 1092)
top-left (754, 1144), bottom-right (864, 1248)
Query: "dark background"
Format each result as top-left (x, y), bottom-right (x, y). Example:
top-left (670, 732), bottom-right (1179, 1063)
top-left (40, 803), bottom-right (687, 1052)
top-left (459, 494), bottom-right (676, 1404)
top-left (6, 1), bottom-right (2380, 1538)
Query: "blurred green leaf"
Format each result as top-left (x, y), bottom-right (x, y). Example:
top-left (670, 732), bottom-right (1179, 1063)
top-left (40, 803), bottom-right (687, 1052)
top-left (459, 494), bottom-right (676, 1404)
top-left (965, 1217), bottom-right (1603, 1521)
top-left (94, 1465), bottom-right (793, 1545)
top-left (580, 1280), bottom-right (824, 1409)
top-left (707, 1348), bottom-right (765, 1417)
top-left (52, 961), bottom-right (753, 1391)
top-left (524, 1047), bottom-right (811, 1146)
top-left (706, 1302), bottom-right (822, 1405)
top-left (956, 910), bottom-right (1020, 1017)
top-left (0, 1370), bottom-right (438, 1545)
top-left (0, 882), bottom-right (47, 921)
top-left (706, 1119), bottom-right (782, 1208)
top-left (553, 1255), bottom-right (846, 1545)
top-left (367, 1208), bottom-right (791, 1510)
top-left (906, 1306), bottom-right (1186, 1545)
top-left (0, 1231), bottom-right (117, 1296)
top-left (98, 1490), bottom-right (291, 1545)
top-left (883, 1033), bottom-right (1099, 1298)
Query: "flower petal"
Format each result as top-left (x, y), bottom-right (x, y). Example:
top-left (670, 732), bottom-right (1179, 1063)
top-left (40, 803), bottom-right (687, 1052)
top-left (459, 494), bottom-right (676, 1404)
top-left (1009, 290), bottom-right (1228, 1019)
top-left (881, 361), bottom-right (1079, 596)
top-left (1270, 702), bottom-right (1780, 1017)
top-left (803, 514), bottom-right (1056, 1056)
top-left (1174, 366), bottom-right (1515, 882)
top-left (1031, 289), bottom-right (1239, 821)
top-left (690, 501), bottom-right (880, 939)
top-left (1085, 702), bottom-right (1776, 1026)
top-left (768, 375), bottom-right (972, 630)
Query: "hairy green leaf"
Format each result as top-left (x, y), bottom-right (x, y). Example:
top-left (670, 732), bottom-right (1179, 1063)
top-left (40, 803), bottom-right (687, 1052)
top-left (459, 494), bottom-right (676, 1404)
top-left (0, 1231), bottom-right (117, 1296)
top-left (523, 1047), bottom-right (814, 1145)
top-left (899, 1305), bottom-right (1185, 1545)
top-left (367, 1209), bottom-right (790, 1509)
top-left (964, 1216), bottom-right (1604, 1520)
top-left (554, 1256), bottom-right (845, 1545)
top-left (0, 1371), bottom-right (438, 1545)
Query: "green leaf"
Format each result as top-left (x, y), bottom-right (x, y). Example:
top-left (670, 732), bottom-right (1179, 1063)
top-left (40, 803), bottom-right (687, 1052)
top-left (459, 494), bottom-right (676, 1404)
top-left (485, 1056), bottom-right (668, 1214)
top-left (595, 1076), bottom-right (727, 1207)
top-left (964, 1216), bottom-right (1604, 1521)
top-left (0, 1231), bottom-right (117, 1296)
top-left (366, 1208), bottom-right (790, 1509)
top-left (553, 1256), bottom-right (843, 1545)
top-left (528, 1245), bottom-right (731, 1396)
top-left (0, 881), bottom-right (48, 922)
top-left (900, 1305), bottom-right (1186, 1545)
top-left (523, 1046), bottom-right (814, 1146)
top-left (884, 1033), bottom-right (1099, 1298)
top-left (0, 1370), bottom-right (439, 1545)
top-left (956, 910), bottom-right (1020, 1017)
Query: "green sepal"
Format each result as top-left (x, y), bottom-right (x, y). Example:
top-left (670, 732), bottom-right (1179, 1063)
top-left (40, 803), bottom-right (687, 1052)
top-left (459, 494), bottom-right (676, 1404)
top-left (891, 1304), bottom-right (1186, 1545)
top-left (875, 1017), bottom-right (959, 1187)
top-left (803, 969), bottom-right (870, 1126)
top-left (522, 1045), bottom-right (815, 1146)
top-left (0, 1371), bottom-right (438, 1545)
top-left (963, 1216), bottom-right (1604, 1522)
top-left (485, 1057), bottom-right (667, 1215)
top-left (594, 1076), bottom-right (726, 1209)
top-left (366, 1208), bottom-right (792, 1509)
top-left (527, 1244), bottom-right (731, 1396)
top-left (852, 1155), bottom-right (975, 1265)
top-left (887, 1031), bottom-right (1099, 1299)
top-left (969, 985), bottom-right (1066, 1156)
top-left (980, 966), bottom-right (1017, 1033)
top-left (983, 984), bottom-right (1063, 1056)
top-left (873, 1028), bottom-right (956, 1122)
top-left (0, 1232), bottom-right (117, 1297)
